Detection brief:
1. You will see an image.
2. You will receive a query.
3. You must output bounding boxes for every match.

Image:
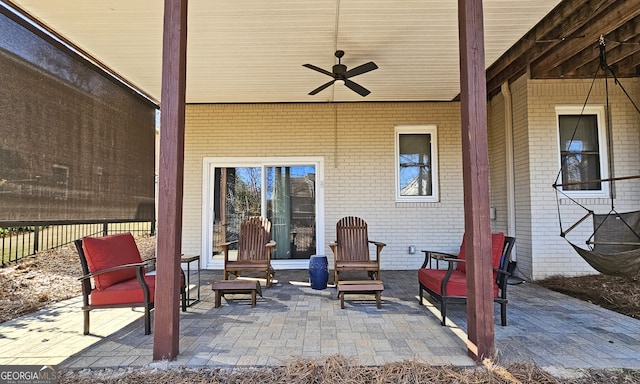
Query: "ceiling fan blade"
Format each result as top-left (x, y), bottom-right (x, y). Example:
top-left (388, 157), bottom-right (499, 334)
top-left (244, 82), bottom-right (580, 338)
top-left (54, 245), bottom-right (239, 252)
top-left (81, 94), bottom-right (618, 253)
top-left (308, 80), bottom-right (335, 95)
top-left (344, 79), bottom-right (371, 97)
top-left (303, 64), bottom-right (335, 77)
top-left (344, 61), bottom-right (378, 78)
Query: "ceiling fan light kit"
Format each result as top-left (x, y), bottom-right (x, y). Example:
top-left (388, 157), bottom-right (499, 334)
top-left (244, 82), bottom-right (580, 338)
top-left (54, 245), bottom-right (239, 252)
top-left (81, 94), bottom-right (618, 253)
top-left (303, 50), bottom-right (378, 97)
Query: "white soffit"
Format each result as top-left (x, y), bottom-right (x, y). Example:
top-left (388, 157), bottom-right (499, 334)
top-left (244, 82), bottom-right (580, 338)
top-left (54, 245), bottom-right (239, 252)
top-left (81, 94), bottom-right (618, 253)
top-left (10, 0), bottom-right (562, 103)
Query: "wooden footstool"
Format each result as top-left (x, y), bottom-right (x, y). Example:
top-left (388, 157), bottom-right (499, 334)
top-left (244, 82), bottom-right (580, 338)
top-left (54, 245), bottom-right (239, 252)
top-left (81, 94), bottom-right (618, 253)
top-left (212, 280), bottom-right (262, 307)
top-left (336, 280), bottom-right (384, 309)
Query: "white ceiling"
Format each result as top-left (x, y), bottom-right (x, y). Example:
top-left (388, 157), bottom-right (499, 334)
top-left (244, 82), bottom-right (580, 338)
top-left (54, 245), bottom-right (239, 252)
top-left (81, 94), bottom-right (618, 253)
top-left (10, 0), bottom-right (562, 103)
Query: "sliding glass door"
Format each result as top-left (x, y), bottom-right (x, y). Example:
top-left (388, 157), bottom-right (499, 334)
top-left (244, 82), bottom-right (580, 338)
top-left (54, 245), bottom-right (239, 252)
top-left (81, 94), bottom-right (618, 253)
top-left (204, 158), bottom-right (322, 268)
top-left (266, 166), bottom-right (316, 259)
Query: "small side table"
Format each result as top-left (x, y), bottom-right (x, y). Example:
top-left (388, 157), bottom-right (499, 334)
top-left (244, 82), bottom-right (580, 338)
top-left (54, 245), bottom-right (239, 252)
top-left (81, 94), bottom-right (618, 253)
top-left (181, 255), bottom-right (201, 306)
top-left (211, 280), bottom-right (262, 307)
top-left (336, 280), bottom-right (384, 309)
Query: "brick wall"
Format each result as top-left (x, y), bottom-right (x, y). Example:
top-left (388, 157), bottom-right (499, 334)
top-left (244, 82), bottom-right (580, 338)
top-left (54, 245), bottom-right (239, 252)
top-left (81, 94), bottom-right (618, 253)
top-left (181, 78), bottom-right (639, 277)
top-left (507, 77), bottom-right (640, 279)
top-left (183, 102), bottom-right (467, 270)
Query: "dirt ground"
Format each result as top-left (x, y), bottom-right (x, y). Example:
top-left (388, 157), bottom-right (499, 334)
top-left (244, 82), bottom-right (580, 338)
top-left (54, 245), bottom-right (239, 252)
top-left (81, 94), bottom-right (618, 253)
top-left (1, 236), bottom-right (639, 383)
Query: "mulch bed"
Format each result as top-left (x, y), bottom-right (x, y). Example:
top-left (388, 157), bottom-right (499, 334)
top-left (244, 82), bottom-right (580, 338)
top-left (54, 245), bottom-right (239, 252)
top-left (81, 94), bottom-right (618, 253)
top-left (536, 274), bottom-right (640, 320)
top-left (58, 354), bottom-right (640, 384)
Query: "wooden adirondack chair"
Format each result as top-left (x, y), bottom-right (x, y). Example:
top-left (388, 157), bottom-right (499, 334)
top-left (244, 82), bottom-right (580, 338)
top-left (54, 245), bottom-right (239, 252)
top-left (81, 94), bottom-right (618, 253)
top-left (329, 216), bottom-right (386, 284)
top-left (221, 216), bottom-right (276, 287)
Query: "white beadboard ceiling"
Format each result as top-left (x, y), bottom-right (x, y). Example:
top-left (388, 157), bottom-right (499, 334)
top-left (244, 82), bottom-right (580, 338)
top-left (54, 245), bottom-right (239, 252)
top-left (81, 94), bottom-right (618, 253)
top-left (10, 0), bottom-right (562, 103)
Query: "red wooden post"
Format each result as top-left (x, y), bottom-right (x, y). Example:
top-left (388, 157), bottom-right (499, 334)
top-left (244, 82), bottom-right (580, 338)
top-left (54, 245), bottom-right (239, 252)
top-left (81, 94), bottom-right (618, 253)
top-left (458, 0), bottom-right (495, 360)
top-left (153, 0), bottom-right (188, 361)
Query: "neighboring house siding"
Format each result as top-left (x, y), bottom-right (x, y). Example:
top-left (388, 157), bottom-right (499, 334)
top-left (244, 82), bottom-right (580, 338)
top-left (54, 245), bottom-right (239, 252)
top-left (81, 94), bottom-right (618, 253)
top-left (182, 102), bottom-right (468, 270)
top-left (506, 77), bottom-right (640, 279)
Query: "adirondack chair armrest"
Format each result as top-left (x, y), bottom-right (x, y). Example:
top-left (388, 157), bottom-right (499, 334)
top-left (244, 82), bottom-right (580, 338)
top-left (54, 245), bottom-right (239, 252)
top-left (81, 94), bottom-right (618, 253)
top-left (329, 241), bottom-right (338, 253)
top-left (221, 240), bottom-right (239, 261)
top-left (369, 240), bottom-right (386, 248)
top-left (265, 240), bottom-right (276, 263)
top-left (420, 250), bottom-right (457, 268)
top-left (368, 240), bottom-right (386, 259)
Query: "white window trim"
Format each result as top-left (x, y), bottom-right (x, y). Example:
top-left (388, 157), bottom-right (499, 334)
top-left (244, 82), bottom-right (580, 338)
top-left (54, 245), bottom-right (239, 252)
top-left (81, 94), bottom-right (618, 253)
top-left (201, 156), bottom-right (325, 270)
top-left (394, 125), bottom-right (439, 203)
top-left (555, 105), bottom-right (609, 199)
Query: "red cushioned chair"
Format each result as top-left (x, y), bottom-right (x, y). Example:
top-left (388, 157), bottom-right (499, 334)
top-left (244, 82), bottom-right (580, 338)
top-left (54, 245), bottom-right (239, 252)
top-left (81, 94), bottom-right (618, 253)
top-left (74, 232), bottom-right (186, 335)
top-left (418, 233), bottom-right (515, 326)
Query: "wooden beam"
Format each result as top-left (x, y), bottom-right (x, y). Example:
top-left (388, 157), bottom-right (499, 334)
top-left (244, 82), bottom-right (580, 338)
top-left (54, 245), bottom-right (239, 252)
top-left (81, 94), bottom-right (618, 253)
top-left (536, 21), bottom-right (640, 79)
top-left (485, 0), bottom-right (616, 95)
top-left (531, 0), bottom-right (640, 78)
top-left (607, 47), bottom-right (640, 78)
top-left (153, 0), bottom-right (187, 361)
top-left (549, 29), bottom-right (640, 79)
top-left (458, 0), bottom-right (494, 361)
top-left (603, 18), bottom-right (640, 66)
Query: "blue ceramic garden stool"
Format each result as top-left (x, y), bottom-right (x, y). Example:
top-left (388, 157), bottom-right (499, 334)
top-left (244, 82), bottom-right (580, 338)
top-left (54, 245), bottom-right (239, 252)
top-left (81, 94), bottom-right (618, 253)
top-left (309, 255), bottom-right (329, 290)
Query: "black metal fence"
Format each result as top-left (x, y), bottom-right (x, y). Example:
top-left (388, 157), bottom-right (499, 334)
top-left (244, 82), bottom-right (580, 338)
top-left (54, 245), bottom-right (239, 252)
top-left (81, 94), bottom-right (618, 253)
top-left (0, 219), bottom-right (155, 266)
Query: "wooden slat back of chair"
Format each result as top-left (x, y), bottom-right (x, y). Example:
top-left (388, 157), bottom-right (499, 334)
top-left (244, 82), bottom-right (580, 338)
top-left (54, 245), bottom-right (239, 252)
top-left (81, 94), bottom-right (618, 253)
top-left (237, 216), bottom-right (272, 262)
top-left (336, 216), bottom-right (370, 262)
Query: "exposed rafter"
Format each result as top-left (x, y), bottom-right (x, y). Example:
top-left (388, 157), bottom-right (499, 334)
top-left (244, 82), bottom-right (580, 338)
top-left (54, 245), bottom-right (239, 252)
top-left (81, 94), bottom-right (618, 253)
top-left (486, 0), bottom-right (640, 97)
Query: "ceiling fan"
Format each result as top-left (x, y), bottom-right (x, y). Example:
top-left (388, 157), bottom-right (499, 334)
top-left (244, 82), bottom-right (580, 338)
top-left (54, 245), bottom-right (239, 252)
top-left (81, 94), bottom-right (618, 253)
top-left (303, 50), bottom-right (378, 97)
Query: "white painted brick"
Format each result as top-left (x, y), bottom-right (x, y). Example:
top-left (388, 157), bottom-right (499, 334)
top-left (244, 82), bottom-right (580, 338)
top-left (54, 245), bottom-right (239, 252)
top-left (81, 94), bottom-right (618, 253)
top-left (506, 77), bottom-right (640, 279)
top-left (182, 102), bottom-right (466, 270)
top-left (179, 77), bottom-right (640, 279)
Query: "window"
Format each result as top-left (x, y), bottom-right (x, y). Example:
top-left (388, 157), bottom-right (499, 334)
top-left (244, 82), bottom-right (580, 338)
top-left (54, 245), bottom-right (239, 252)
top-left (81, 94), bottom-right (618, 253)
top-left (395, 125), bottom-right (438, 202)
top-left (556, 106), bottom-right (609, 198)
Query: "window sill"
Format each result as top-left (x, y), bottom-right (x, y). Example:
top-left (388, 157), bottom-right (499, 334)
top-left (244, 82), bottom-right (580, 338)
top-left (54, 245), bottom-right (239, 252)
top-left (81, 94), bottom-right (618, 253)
top-left (395, 201), bottom-right (441, 208)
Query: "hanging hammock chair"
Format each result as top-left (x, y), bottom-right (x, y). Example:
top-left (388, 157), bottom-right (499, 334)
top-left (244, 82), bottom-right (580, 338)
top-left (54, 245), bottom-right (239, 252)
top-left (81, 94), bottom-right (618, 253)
top-left (568, 210), bottom-right (640, 276)
top-left (553, 37), bottom-right (640, 277)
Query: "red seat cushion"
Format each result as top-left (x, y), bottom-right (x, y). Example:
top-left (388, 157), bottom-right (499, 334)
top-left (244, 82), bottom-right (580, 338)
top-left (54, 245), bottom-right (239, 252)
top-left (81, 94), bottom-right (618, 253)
top-left (90, 275), bottom-right (156, 306)
top-left (82, 233), bottom-right (143, 290)
top-left (90, 273), bottom-right (185, 306)
top-left (418, 268), bottom-right (499, 297)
